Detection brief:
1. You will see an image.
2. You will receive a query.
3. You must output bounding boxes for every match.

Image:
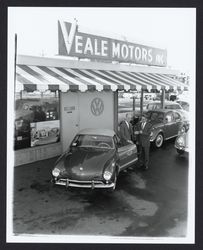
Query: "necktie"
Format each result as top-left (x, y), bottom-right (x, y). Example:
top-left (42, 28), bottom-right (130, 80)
top-left (142, 122), bottom-right (145, 130)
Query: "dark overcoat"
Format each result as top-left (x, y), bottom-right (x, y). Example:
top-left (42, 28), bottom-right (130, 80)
top-left (119, 120), bottom-right (133, 144)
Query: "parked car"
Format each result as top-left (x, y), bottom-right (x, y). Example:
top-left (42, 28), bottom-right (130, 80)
top-left (146, 101), bottom-right (183, 111)
top-left (144, 110), bottom-right (187, 148)
top-left (175, 129), bottom-right (189, 155)
top-left (145, 101), bottom-right (189, 131)
top-left (176, 100), bottom-right (189, 111)
top-left (52, 128), bottom-right (138, 191)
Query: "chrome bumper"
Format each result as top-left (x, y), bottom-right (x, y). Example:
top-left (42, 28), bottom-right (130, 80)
top-left (175, 145), bottom-right (188, 153)
top-left (53, 178), bottom-right (115, 189)
top-left (175, 144), bottom-right (185, 151)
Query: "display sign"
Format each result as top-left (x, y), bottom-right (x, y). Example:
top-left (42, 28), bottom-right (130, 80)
top-left (58, 21), bottom-right (167, 67)
top-left (31, 120), bottom-right (60, 147)
top-left (14, 94), bottom-right (60, 150)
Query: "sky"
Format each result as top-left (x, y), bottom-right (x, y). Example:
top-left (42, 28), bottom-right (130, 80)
top-left (8, 7), bottom-right (196, 74)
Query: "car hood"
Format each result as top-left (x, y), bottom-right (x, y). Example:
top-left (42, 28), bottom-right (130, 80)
top-left (55, 147), bottom-right (116, 181)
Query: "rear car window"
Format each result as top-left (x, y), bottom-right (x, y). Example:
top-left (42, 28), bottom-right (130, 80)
top-left (165, 104), bottom-right (181, 109)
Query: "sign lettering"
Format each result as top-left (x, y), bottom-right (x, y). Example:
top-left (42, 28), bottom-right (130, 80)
top-left (58, 21), bottom-right (167, 67)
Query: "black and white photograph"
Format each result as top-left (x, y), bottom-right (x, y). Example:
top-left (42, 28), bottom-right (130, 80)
top-left (7, 7), bottom-right (196, 244)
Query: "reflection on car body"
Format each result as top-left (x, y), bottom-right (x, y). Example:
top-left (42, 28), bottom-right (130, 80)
top-left (52, 128), bottom-right (138, 191)
top-left (144, 109), bottom-right (187, 148)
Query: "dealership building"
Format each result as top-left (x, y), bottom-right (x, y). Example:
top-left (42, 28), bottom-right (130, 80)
top-left (14, 20), bottom-right (189, 166)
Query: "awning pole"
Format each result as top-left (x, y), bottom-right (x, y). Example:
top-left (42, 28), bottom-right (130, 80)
top-left (161, 88), bottom-right (165, 109)
top-left (14, 34), bottom-right (17, 108)
top-left (133, 96), bottom-right (135, 112)
top-left (114, 91), bottom-right (118, 131)
top-left (140, 88), bottom-right (144, 115)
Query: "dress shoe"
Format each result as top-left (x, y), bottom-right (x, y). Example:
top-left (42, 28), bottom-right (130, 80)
top-left (142, 165), bottom-right (148, 170)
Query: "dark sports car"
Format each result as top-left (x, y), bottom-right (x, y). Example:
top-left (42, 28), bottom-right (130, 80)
top-left (52, 128), bottom-right (138, 191)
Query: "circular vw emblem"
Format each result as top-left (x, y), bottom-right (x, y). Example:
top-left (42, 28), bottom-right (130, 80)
top-left (91, 98), bottom-right (104, 116)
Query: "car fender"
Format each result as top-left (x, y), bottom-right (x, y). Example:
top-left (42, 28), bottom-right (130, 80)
top-left (151, 127), bottom-right (164, 142)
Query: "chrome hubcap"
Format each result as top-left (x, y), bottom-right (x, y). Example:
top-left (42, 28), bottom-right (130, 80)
top-left (156, 135), bottom-right (163, 147)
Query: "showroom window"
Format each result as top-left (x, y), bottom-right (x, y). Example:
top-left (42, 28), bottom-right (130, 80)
top-left (14, 90), bottom-right (60, 150)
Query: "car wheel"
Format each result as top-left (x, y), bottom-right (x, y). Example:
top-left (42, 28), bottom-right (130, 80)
top-left (154, 133), bottom-right (164, 148)
top-left (180, 126), bottom-right (186, 133)
top-left (177, 149), bottom-right (185, 155)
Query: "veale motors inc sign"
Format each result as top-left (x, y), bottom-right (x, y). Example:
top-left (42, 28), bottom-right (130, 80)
top-left (58, 21), bottom-right (167, 67)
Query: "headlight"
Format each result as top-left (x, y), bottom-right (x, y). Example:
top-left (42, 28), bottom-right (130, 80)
top-left (52, 168), bottom-right (60, 177)
top-left (103, 161), bottom-right (115, 180)
top-left (177, 136), bottom-right (185, 146)
top-left (103, 171), bottom-right (112, 181)
top-left (150, 127), bottom-right (155, 137)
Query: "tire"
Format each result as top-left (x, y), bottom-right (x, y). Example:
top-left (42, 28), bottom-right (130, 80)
top-left (180, 126), bottom-right (186, 133)
top-left (177, 149), bottom-right (185, 155)
top-left (154, 133), bottom-right (164, 148)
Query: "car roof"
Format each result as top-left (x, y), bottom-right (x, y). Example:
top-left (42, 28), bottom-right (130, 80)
top-left (78, 128), bottom-right (115, 137)
top-left (146, 109), bottom-right (177, 113)
top-left (147, 101), bottom-right (180, 105)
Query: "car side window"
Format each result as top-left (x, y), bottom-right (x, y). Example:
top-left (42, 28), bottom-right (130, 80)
top-left (157, 113), bottom-right (164, 122)
top-left (174, 112), bottom-right (181, 121)
top-left (174, 104), bottom-right (182, 109)
top-left (165, 113), bottom-right (173, 123)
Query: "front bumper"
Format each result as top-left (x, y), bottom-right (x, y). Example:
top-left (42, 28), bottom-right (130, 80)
top-left (52, 178), bottom-right (115, 189)
top-left (175, 145), bottom-right (185, 151)
top-left (175, 145), bottom-right (189, 153)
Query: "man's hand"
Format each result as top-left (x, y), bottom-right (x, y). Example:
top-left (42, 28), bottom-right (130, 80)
top-left (134, 130), bottom-right (142, 135)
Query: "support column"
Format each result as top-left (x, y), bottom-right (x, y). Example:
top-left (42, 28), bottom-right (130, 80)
top-left (20, 90), bottom-right (23, 100)
top-left (114, 91), bottom-right (118, 132)
top-left (161, 88), bottom-right (165, 109)
top-left (133, 96), bottom-right (135, 113)
top-left (140, 88), bottom-right (144, 115)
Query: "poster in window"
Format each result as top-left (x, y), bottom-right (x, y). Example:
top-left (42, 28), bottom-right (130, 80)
top-left (30, 120), bottom-right (60, 147)
top-left (14, 91), bottom-right (60, 150)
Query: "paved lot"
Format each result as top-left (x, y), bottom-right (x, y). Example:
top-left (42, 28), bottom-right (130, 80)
top-left (13, 138), bottom-right (188, 237)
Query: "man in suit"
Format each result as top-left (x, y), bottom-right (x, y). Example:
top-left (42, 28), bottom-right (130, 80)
top-left (119, 113), bottom-right (134, 146)
top-left (135, 114), bottom-right (153, 170)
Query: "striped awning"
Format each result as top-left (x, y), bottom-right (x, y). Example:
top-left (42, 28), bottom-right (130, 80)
top-left (15, 65), bottom-right (188, 93)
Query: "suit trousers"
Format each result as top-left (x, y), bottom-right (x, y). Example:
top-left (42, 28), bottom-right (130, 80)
top-left (140, 144), bottom-right (150, 167)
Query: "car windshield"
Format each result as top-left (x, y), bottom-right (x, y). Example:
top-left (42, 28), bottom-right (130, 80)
top-left (72, 134), bottom-right (114, 149)
top-left (147, 103), bottom-right (161, 110)
top-left (147, 111), bottom-right (164, 122)
top-left (165, 104), bottom-right (182, 109)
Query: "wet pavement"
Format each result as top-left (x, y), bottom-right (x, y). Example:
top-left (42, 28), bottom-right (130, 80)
top-left (13, 138), bottom-right (188, 237)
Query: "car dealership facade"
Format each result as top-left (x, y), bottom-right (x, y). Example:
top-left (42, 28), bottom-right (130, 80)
top-left (14, 20), bottom-right (188, 166)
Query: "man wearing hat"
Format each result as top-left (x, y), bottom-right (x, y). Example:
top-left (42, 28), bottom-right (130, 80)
top-left (135, 114), bottom-right (153, 170)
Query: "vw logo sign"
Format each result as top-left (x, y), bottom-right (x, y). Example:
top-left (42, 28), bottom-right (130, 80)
top-left (91, 98), bottom-right (104, 116)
